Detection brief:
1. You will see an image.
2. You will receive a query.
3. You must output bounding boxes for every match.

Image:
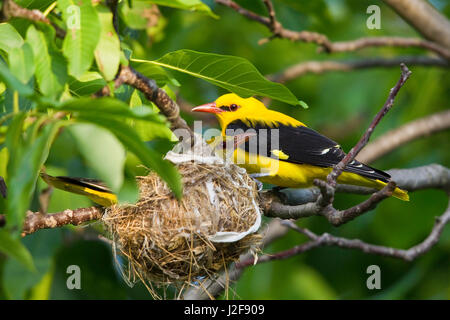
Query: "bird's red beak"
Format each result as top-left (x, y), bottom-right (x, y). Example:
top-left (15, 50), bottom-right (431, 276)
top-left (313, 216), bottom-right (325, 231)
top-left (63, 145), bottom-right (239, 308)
top-left (192, 102), bottom-right (223, 114)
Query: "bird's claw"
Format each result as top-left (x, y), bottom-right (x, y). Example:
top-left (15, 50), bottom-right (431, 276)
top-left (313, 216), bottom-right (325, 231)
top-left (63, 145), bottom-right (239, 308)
top-left (249, 173), bottom-right (267, 191)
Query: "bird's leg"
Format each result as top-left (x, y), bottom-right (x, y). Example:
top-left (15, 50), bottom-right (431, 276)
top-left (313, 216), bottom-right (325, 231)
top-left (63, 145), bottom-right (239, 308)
top-left (252, 178), bottom-right (264, 191)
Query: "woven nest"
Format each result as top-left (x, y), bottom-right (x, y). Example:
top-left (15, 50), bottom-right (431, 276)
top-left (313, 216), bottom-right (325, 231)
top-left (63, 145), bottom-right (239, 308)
top-left (102, 145), bottom-right (261, 296)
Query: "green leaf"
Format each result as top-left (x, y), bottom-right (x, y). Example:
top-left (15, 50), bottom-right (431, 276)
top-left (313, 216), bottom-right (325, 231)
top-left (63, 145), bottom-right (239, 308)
top-left (76, 115), bottom-right (182, 199)
top-left (6, 119), bottom-right (64, 235)
top-left (0, 229), bottom-right (35, 272)
top-left (68, 72), bottom-right (107, 96)
top-left (146, 0), bottom-right (218, 19)
top-left (95, 7), bottom-right (121, 81)
top-left (58, 0), bottom-right (101, 78)
top-left (0, 23), bottom-right (24, 53)
top-left (0, 59), bottom-right (34, 97)
top-left (132, 49), bottom-right (300, 106)
top-left (119, 0), bottom-right (152, 30)
top-left (69, 123), bottom-right (126, 192)
top-left (8, 43), bottom-right (35, 84)
top-left (131, 60), bottom-right (180, 87)
top-left (57, 97), bottom-right (167, 123)
top-left (5, 112), bottom-right (27, 176)
top-left (298, 100), bottom-right (309, 109)
top-left (26, 25), bottom-right (65, 98)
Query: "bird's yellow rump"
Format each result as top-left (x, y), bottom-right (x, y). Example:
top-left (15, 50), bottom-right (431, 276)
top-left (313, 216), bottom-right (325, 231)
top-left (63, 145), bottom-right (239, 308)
top-left (192, 93), bottom-right (409, 201)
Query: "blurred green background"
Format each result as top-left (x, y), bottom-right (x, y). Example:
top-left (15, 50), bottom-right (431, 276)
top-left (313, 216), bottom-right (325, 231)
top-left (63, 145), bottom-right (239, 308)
top-left (0, 0), bottom-right (449, 299)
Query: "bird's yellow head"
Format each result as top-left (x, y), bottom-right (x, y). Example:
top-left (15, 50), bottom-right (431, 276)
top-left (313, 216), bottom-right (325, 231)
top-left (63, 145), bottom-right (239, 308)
top-left (192, 93), bottom-right (267, 128)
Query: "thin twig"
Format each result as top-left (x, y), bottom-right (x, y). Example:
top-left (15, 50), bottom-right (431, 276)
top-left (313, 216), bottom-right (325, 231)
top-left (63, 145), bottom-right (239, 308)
top-left (269, 56), bottom-right (448, 83)
top-left (262, 0), bottom-right (278, 34)
top-left (21, 207), bottom-right (103, 236)
top-left (216, 0), bottom-right (450, 60)
top-left (113, 66), bottom-right (193, 136)
top-left (326, 63), bottom-right (412, 188)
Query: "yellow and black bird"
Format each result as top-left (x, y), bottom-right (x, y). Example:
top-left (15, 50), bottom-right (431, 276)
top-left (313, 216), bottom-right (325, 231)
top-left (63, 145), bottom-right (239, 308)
top-left (192, 93), bottom-right (409, 201)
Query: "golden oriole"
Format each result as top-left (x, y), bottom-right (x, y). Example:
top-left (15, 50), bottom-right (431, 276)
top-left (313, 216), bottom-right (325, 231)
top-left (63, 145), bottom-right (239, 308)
top-left (192, 93), bottom-right (409, 201)
top-left (39, 133), bottom-right (253, 206)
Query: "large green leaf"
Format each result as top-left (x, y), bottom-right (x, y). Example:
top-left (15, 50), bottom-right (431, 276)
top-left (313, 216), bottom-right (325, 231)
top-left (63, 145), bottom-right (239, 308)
top-left (6, 119), bottom-right (64, 235)
top-left (69, 123), bottom-right (126, 193)
top-left (132, 50), bottom-right (300, 106)
top-left (0, 229), bottom-right (35, 272)
top-left (8, 43), bottom-right (35, 84)
top-left (0, 23), bottom-right (24, 53)
top-left (131, 61), bottom-right (180, 87)
top-left (94, 7), bottom-right (121, 81)
top-left (58, 0), bottom-right (101, 78)
top-left (26, 25), bottom-right (65, 98)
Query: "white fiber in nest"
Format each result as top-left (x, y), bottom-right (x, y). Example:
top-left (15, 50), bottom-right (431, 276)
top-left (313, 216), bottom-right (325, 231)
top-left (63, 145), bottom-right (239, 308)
top-left (165, 134), bottom-right (262, 243)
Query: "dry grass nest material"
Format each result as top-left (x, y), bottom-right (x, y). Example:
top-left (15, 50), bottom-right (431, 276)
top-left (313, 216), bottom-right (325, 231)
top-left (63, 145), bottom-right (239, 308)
top-left (102, 160), bottom-right (262, 292)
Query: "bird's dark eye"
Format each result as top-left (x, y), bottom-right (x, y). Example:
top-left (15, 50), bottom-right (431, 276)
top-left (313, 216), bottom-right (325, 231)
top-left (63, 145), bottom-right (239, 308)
top-left (230, 104), bottom-right (239, 111)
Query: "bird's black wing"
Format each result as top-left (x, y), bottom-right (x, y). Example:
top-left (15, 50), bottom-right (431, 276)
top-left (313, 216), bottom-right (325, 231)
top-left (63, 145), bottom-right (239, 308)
top-left (226, 119), bottom-right (390, 182)
top-left (40, 172), bottom-right (113, 193)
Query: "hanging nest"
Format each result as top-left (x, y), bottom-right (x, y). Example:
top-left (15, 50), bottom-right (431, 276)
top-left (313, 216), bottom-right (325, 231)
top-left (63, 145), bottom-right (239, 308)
top-left (102, 138), bottom-right (262, 296)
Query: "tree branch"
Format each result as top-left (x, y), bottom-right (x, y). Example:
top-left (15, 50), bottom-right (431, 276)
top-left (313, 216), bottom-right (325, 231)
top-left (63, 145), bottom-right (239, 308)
top-left (95, 66), bottom-right (193, 136)
top-left (264, 164), bottom-right (450, 221)
top-left (0, 207), bottom-right (104, 237)
top-left (269, 56), bottom-right (448, 83)
top-left (238, 197), bottom-right (450, 268)
top-left (357, 110), bottom-right (450, 164)
top-left (382, 0), bottom-right (450, 49)
top-left (1, 0), bottom-right (66, 38)
top-left (216, 0), bottom-right (450, 60)
top-left (326, 64), bottom-right (411, 188)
